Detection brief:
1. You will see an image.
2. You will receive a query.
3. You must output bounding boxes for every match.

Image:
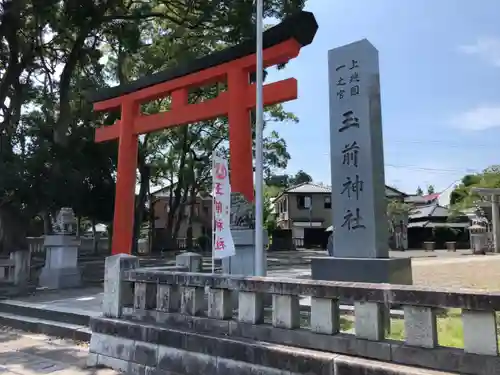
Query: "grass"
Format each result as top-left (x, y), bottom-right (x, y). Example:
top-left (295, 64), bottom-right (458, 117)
top-left (387, 309), bottom-right (465, 348)
top-left (266, 307), bottom-right (499, 349)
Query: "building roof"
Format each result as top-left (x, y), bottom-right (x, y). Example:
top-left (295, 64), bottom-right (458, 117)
top-left (152, 185), bottom-right (212, 198)
top-left (285, 182), bottom-right (331, 194)
top-left (409, 204), bottom-right (450, 220)
top-left (279, 182), bottom-right (407, 196)
top-left (407, 221), bottom-right (469, 229)
top-left (422, 193), bottom-right (440, 202)
top-left (405, 193), bottom-right (441, 206)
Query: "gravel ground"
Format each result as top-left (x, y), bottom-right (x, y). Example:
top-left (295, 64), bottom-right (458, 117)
top-left (411, 255), bottom-right (500, 290)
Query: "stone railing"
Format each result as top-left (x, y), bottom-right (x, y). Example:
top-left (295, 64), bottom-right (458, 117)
top-left (0, 250), bottom-right (30, 290)
top-left (27, 236), bottom-right (109, 256)
top-left (88, 255), bottom-right (499, 375)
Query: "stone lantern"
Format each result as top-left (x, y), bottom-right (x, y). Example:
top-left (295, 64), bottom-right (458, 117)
top-left (468, 207), bottom-right (489, 254)
top-left (39, 208), bottom-right (82, 289)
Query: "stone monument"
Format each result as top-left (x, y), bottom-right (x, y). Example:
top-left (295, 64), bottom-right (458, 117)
top-left (471, 188), bottom-right (500, 253)
top-left (311, 39), bottom-right (412, 284)
top-left (469, 206), bottom-right (488, 254)
top-left (222, 192), bottom-right (268, 276)
top-left (39, 207), bottom-right (82, 289)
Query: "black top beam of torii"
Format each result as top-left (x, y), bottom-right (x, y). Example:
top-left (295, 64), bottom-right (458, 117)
top-left (87, 11), bottom-right (318, 104)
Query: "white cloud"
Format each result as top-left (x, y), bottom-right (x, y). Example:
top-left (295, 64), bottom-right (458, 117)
top-left (458, 37), bottom-right (500, 67)
top-left (450, 104), bottom-right (500, 131)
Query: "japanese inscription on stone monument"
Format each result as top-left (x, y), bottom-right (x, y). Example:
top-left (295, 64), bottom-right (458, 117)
top-left (328, 39), bottom-right (388, 258)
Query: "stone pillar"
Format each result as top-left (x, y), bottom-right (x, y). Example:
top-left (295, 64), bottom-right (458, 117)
top-left (491, 195), bottom-right (500, 253)
top-left (312, 39), bottom-right (412, 285)
top-left (11, 250), bottom-right (30, 287)
top-left (102, 254), bottom-right (139, 318)
top-left (222, 229), bottom-right (268, 276)
top-left (176, 252), bottom-right (202, 272)
top-left (39, 235), bottom-right (82, 289)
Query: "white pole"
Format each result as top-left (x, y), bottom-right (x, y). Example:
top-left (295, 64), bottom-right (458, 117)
top-left (211, 151), bottom-right (216, 274)
top-left (254, 0), bottom-right (265, 276)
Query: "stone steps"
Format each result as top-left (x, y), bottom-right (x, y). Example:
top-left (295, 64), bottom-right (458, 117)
top-left (0, 310), bottom-right (90, 341)
top-left (0, 298), bottom-right (93, 341)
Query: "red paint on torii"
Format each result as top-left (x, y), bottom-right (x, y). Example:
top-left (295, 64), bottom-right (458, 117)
top-left (93, 39), bottom-right (304, 256)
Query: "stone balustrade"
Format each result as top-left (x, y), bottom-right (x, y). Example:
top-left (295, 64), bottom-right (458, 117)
top-left (27, 236), bottom-right (109, 256)
top-left (89, 254), bottom-right (499, 375)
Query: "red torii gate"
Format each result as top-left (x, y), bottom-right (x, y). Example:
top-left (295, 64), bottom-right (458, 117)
top-left (88, 11), bottom-right (317, 255)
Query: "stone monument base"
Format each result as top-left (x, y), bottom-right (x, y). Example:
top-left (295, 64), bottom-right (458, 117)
top-left (311, 257), bottom-right (412, 284)
top-left (222, 228), bottom-right (268, 276)
top-left (39, 235), bottom-right (82, 289)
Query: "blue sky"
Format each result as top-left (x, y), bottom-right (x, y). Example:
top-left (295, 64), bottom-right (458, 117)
top-left (265, 0), bottom-right (500, 195)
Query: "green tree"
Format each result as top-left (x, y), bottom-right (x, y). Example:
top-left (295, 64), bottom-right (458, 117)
top-left (427, 185), bottom-right (435, 195)
top-left (288, 170), bottom-right (313, 186)
top-left (416, 186), bottom-right (423, 195)
top-left (450, 165), bottom-right (500, 210)
top-left (0, 0), bottom-right (308, 253)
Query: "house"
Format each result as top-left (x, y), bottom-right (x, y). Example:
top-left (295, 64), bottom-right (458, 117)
top-left (272, 182), bottom-right (407, 246)
top-left (407, 203), bottom-right (469, 249)
top-left (405, 193), bottom-right (440, 206)
top-left (151, 187), bottom-right (212, 249)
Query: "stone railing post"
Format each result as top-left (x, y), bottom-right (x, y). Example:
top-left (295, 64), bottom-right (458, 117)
top-left (403, 306), bottom-right (438, 348)
top-left (462, 309), bottom-right (499, 355)
top-left (11, 250), bottom-right (30, 287)
top-left (157, 284), bottom-right (180, 313)
top-left (272, 293), bottom-right (300, 329)
top-left (180, 285), bottom-right (205, 316)
top-left (238, 291), bottom-right (264, 324)
top-left (102, 254), bottom-right (139, 318)
top-left (208, 287), bottom-right (233, 319)
top-left (354, 301), bottom-right (385, 341)
top-left (311, 297), bottom-right (340, 334)
top-left (134, 281), bottom-right (157, 310)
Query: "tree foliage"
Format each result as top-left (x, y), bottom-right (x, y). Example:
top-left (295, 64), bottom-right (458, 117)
top-left (0, 0), bottom-right (307, 252)
top-left (450, 166), bottom-right (500, 211)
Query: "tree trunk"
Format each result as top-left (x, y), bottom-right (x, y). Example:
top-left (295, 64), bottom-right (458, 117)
top-left (76, 216), bottom-right (81, 237)
top-left (164, 128), bottom-right (190, 247)
top-left (92, 218), bottom-right (98, 255)
top-left (186, 172), bottom-right (198, 251)
top-left (133, 158), bottom-right (150, 255)
top-left (42, 211), bottom-right (52, 235)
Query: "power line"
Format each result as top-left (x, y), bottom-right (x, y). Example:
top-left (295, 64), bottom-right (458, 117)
top-left (386, 139), bottom-right (498, 148)
top-left (384, 164), bottom-right (471, 173)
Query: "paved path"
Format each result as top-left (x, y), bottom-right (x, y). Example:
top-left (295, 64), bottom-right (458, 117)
top-left (0, 327), bottom-right (117, 375)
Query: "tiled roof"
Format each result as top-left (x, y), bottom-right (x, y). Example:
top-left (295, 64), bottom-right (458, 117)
top-left (283, 182), bottom-right (407, 197)
top-left (409, 204), bottom-right (450, 220)
top-left (285, 182), bottom-right (331, 194)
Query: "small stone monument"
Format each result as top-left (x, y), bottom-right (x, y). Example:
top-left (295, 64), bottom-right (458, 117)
top-left (222, 192), bottom-right (268, 276)
top-left (469, 206), bottom-right (488, 254)
top-left (311, 39), bottom-right (412, 285)
top-left (39, 207), bottom-right (82, 289)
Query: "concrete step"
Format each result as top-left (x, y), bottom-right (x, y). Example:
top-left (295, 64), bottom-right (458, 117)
top-left (0, 311), bottom-right (90, 341)
top-left (0, 300), bottom-right (91, 326)
top-left (0, 283), bottom-right (37, 299)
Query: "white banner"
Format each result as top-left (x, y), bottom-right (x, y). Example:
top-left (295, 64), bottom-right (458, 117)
top-left (212, 153), bottom-right (235, 259)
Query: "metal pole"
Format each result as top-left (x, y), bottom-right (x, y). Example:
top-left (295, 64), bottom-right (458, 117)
top-left (254, 0), bottom-right (265, 276)
top-left (212, 152), bottom-right (216, 273)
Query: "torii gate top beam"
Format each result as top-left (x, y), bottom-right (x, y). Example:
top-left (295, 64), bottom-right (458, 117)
top-left (87, 11), bottom-right (317, 106)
